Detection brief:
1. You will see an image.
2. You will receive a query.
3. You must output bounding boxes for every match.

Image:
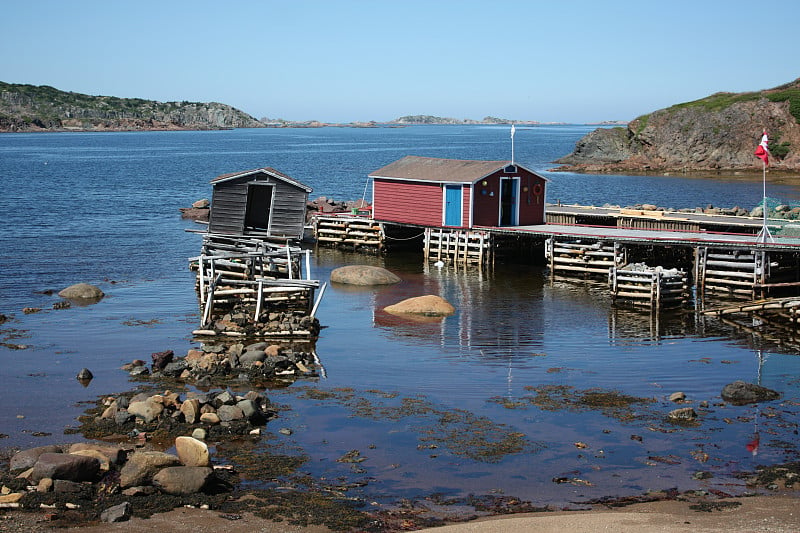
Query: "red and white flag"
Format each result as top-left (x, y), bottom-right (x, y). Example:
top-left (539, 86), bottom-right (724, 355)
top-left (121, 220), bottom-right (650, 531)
top-left (754, 130), bottom-right (769, 166)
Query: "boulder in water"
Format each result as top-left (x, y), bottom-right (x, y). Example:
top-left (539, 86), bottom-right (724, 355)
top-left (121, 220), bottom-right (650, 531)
top-left (384, 295), bottom-right (455, 317)
top-left (330, 265), bottom-right (401, 285)
top-left (721, 380), bottom-right (780, 405)
top-left (58, 283), bottom-right (104, 301)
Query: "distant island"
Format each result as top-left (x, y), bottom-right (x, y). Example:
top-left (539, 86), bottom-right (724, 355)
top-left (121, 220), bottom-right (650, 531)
top-left (0, 81), bottom-right (615, 133)
top-left (258, 115), bottom-right (575, 128)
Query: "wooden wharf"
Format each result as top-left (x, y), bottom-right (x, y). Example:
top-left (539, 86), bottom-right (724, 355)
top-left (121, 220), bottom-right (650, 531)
top-left (309, 203), bottom-right (800, 307)
top-left (490, 218), bottom-right (800, 302)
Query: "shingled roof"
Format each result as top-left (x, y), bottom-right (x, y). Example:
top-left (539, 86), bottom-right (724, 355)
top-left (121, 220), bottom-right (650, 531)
top-left (370, 155), bottom-right (520, 183)
top-left (210, 167), bottom-right (312, 192)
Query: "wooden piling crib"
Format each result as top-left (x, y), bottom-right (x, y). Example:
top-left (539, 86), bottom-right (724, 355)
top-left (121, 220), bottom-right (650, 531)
top-left (609, 263), bottom-right (690, 309)
top-left (544, 238), bottom-right (626, 278)
top-left (189, 234), bottom-right (324, 339)
top-left (423, 228), bottom-right (492, 266)
top-left (311, 213), bottom-right (386, 251)
top-left (695, 246), bottom-right (800, 299)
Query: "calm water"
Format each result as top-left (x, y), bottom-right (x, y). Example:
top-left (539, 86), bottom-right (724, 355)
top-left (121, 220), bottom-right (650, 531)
top-left (1, 125), bottom-right (800, 508)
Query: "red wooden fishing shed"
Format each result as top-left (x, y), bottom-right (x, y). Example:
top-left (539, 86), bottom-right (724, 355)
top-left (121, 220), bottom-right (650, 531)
top-left (369, 155), bottom-right (547, 228)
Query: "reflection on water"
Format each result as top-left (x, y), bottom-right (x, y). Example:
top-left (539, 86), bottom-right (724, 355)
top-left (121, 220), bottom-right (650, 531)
top-left (275, 251), bottom-right (800, 507)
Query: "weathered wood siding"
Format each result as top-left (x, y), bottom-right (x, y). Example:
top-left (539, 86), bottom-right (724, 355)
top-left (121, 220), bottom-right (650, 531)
top-left (208, 173), bottom-right (308, 239)
top-left (373, 179), bottom-right (443, 226)
top-left (208, 180), bottom-right (248, 234)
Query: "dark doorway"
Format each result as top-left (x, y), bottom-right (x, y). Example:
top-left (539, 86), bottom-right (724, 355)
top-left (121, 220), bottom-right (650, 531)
top-left (245, 184), bottom-right (274, 230)
top-left (500, 178), bottom-right (517, 226)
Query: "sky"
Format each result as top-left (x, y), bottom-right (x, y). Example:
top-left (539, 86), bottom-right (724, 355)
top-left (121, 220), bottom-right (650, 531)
top-left (2, 0), bottom-right (798, 124)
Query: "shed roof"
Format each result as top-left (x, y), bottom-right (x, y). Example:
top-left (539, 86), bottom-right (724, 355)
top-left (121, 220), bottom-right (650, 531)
top-left (211, 167), bottom-right (313, 192)
top-left (369, 155), bottom-right (541, 184)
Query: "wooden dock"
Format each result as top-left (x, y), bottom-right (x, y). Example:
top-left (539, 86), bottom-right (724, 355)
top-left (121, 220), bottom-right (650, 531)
top-left (306, 203), bottom-right (800, 306)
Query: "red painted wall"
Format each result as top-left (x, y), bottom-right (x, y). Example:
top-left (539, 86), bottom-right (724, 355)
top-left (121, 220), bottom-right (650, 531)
top-left (517, 171), bottom-right (546, 225)
top-left (471, 169), bottom-right (546, 226)
top-left (373, 179), bottom-right (444, 226)
top-left (373, 170), bottom-right (545, 228)
top-left (472, 174), bottom-right (500, 226)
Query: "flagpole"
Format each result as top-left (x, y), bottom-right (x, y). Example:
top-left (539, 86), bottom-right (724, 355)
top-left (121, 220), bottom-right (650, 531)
top-left (510, 124), bottom-right (515, 165)
top-left (756, 129), bottom-right (774, 244)
top-left (758, 159), bottom-right (774, 243)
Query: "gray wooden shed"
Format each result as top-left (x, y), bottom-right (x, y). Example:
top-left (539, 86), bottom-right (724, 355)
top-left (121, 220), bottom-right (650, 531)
top-left (207, 167), bottom-right (313, 241)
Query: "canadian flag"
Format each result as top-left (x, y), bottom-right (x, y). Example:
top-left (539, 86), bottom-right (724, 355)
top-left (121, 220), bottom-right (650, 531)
top-left (754, 130), bottom-right (769, 166)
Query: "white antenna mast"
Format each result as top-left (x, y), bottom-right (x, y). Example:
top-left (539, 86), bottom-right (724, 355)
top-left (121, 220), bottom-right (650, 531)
top-left (510, 124), bottom-right (516, 164)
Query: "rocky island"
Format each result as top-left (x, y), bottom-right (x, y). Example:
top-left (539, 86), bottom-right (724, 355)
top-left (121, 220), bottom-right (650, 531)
top-left (0, 82), bottom-right (264, 132)
top-left (556, 78), bottom-right (800, 173)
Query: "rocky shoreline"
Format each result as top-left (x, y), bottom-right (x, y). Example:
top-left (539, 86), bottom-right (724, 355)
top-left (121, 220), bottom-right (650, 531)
top-left (2, 327), bottom-right (798, 531)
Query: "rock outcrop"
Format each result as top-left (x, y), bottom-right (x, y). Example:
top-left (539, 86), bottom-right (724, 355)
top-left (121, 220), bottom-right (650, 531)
top-left (0, 81), bottom-right (264, 132)
top-left (557, 79), bottom-right (800, 172)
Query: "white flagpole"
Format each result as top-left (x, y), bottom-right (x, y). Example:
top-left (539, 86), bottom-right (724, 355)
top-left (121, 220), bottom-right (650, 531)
top-left (758, 160), bottom-right (774, 243)
top-left (510, 124), bottom-right (515, 165)
top-left (757, 131), bottom-right (774, 243)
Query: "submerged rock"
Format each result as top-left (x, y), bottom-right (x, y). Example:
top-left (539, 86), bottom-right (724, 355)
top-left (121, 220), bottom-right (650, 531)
top-left (721, 380), bottom-right (780, 405)
top-left (330, 265), bottom-right (401, 285)
top-left (58, 283), bottom-right (104, 300)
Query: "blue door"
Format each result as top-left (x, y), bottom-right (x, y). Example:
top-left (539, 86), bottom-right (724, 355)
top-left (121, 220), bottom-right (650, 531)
top-left (444, 185), bottom-right (462, 226)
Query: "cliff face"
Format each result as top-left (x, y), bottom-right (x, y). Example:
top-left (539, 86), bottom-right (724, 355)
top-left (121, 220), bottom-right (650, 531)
top-left (557, 79), bottom-right (800, 172)
top-left (0, 82), bottom-right (264, 132)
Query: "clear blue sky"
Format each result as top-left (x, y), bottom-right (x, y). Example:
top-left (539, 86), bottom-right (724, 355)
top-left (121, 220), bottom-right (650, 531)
top-left (2, 0), bottom-right (797, 123)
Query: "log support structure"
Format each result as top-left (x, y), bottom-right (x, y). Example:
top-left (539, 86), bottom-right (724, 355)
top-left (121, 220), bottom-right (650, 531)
top-left (311, 214), bottom-right (385, 252)
top-left (609, 264), bottom-right (690, 309)
top-left (189, 234), bottom-right (321, 338)
top-left (695, 246), bottom-right (800, 299)
top-left (423, 228), bottom-right (493, 267)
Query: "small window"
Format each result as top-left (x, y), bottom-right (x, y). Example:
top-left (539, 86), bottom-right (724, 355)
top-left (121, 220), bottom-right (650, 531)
top-left (503, 164), bottom-right (518, 174)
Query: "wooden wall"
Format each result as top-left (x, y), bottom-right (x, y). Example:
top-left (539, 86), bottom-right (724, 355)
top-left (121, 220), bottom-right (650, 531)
top-left (372, 179), bottom-right (444, 226)
top-left (208, 172), bottom-right (308, 239)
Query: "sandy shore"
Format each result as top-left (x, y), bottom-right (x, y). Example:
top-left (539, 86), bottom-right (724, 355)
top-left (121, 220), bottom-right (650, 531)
top-left (3, 495), bottom-right (797, 532)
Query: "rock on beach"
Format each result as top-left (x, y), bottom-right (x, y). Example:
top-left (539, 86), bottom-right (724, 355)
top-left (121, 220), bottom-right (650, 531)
top-left (29, 452), bottom-right (100, 483)
top-left (175, 436), bottom-right (210, 467)
top-left (9, 444), bottom-right (62, 472)
top-left (119, 451), bottom-right (181, 488)
top-left (152, 466), bottom-right (214, 495)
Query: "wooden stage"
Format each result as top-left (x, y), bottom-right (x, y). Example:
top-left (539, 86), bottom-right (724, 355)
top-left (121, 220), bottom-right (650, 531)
top-left (484, 222), bottom-right (800, 251)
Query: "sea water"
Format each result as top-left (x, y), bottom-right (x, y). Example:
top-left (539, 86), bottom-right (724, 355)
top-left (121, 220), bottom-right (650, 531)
top-left (1, 125), bottom-right (799, 506)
